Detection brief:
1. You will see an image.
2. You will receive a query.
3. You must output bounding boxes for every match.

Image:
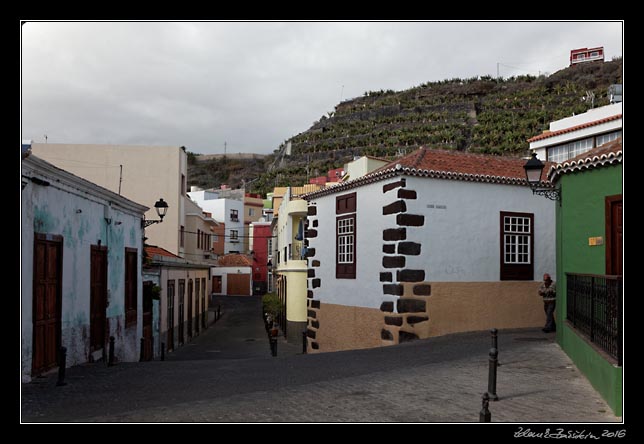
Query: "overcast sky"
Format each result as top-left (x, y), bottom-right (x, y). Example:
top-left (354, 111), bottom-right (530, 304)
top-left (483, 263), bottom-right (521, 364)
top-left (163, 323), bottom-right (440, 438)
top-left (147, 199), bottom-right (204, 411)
top-left (21, 21), bottom-right (623, 155)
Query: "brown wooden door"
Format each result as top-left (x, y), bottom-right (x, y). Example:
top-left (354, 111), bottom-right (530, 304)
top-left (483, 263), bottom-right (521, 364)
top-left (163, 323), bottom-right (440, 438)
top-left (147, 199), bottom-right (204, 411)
top-left (201, 278), bottom-right (207, 329)
top-left (195, 279), bottom-right (200, 334)
top-left (142, 282), bottom-right (153, 361)
top-left (212, 276), bottom-right (222, 293)
top-left (90, 245), bottom-right (108, 354)
top-left (227, 274), bottom-right (251, 295)
top-left (178, 280), bottom-right (185, 345)
top-left (124, 248), bottom-right (138, 328)
top-left (606, 195), bottom-right (623, 275)
top-left (167, 280), bottom-right (175, 351)
top-left (187, 280), bottom-right (193, 339)
top-left (32, 235), bottom-right (62, 376)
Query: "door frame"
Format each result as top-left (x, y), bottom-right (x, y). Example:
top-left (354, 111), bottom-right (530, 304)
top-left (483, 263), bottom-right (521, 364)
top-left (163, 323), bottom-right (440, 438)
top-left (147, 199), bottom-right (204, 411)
top-left (605, 194), bottom-right (623, 275)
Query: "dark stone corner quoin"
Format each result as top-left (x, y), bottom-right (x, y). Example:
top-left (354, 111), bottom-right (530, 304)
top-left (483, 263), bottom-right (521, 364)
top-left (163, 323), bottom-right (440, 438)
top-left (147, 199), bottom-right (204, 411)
top-left (383, 284), bottom-right (404, 296)
top-left (383, 200), bottom-right (407, 215)
top-left (396, 214), bottom-right (425, 227)
top-left (397, 298), bottom-right (426, 313)
top-left (383, 228), bottom-right (406, 241)
top-left (383, 178), bottom-right (406, 193)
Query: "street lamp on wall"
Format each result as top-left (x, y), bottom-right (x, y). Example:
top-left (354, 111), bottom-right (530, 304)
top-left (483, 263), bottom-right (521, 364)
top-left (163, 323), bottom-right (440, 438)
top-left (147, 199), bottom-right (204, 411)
top-left (523, 153), bottom-right (561, 202)
top-left (142, 198), bottom-right (169, 228)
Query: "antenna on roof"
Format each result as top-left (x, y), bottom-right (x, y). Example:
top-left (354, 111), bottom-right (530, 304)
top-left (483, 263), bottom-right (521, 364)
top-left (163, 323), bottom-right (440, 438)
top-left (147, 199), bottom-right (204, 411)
top-left (581, 90), bottom-right (596, 109)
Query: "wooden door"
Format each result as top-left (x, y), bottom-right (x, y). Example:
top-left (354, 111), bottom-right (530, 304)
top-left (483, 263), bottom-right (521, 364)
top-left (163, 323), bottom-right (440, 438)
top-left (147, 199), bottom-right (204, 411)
top-left (606, 195), bottom-right (623, 276)
top-left (90, 245), bottom-right (108, 354)
top-left (167, 280), bottom-right (175, 351)
top-left (178, 280), bottom-right (185, 345)
top-left (201, 278), bottom-right (207, 329)
top-left (187, 280), bottom-right (193, 339)
top-left (195, 279), bottom-right (200, 334)
top-left (227, 273), bottom-right (251, 295)
top-left (124, 248), bottom-right (138, 328)
top-left (32, 235), bottom-right (62, 376)
top-left (212, 276), bottom-right (222, 293)
top-left (142, 282), bottom-right (153, 361)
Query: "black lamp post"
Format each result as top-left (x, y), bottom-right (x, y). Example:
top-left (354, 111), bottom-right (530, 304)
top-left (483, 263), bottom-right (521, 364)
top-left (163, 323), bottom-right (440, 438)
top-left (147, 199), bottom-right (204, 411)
top-left (523, 153), bottom-right (561, 202)
top-left (142, 198), bottom-right (169, 228)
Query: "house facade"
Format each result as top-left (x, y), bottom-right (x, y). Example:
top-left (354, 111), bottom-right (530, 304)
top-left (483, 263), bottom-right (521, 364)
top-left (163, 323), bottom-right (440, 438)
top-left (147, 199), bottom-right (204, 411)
top-left (548, 138), bottom-right (623, 416)
top-left (243, 193), bottom-right (265, 254)
top-left (187, 190), bottom-right (244, 254)
top-left (273, 187), bottom-right (315, 342)
top-left (303, 148), bottom-right (556, 353)
top-left (31, 143), bottom-right (188, 257)
top-left (184, 197), bottom-right (219, 263)
top-left (143, 246), bottom-right (210, 356)
top-left (249, 221), bottom-right (272, 295)
top-left (211, 254), bottom-right (253, 296)
top-left (528, 103), bottom-right (622, 163)
top-left (22, 155), bottom-right (147, 382)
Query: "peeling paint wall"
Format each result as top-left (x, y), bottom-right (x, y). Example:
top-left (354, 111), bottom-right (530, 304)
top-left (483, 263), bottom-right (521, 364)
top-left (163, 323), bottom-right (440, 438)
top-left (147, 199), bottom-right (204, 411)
top-left (21, 160), bottom-right (145, 382)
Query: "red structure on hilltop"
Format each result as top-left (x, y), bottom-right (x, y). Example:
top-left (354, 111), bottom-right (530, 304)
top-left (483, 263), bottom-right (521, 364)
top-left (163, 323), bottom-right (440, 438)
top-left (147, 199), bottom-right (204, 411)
top-left (570, 47), bottom-right (604, 66)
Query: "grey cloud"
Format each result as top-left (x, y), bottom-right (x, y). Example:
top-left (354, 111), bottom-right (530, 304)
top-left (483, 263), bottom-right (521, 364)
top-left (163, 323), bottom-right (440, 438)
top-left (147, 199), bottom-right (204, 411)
top-left (22, 21), bottom-right (623, 154)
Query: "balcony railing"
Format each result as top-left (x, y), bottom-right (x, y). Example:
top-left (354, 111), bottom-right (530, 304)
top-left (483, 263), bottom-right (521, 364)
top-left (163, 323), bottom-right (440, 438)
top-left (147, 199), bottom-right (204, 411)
top-left (566, 273), bottom-right (622, 365)
top-left (288, 241), bottom-right (305, 261)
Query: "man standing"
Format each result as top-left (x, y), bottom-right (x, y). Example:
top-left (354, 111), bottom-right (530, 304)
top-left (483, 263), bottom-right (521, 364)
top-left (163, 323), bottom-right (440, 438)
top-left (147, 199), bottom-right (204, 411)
top-left (538, 273), bottom-right (556, 333)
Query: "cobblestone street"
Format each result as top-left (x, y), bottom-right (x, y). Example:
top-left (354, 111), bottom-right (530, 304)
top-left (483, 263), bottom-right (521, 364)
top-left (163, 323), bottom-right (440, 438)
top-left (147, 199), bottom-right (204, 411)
top-left (21, 296), bottom-right (621, 424)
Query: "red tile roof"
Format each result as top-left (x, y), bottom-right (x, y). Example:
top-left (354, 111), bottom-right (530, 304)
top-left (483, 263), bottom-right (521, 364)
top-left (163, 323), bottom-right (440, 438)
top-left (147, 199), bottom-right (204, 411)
top-left (304, 147), bottom-right (551, 199)
top-left (382, 147), bottom-right (547, 180)
top-left (145, 246), bottom-right (182, 259)
top-left (528, 114), bottom-right (622, 142)
top-left (548, 138), bottom-right (622, 182)
top-left (218, 254), bottom-right (253, 267)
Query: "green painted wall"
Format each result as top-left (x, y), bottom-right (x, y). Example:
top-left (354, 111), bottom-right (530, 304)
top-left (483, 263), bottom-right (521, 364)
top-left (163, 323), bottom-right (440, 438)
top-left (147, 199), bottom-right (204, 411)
top-left (555, 163), bottom-right (622, 416)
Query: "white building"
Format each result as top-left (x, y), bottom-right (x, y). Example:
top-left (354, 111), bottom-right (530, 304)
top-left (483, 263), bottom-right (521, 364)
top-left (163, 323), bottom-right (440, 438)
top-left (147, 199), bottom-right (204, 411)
top-left (188, 190), bottom-right (244, 254)
top-left (22, 154), bottom-right (147, 382)
top-left (303, 148), bottom-right (556, 353)
top-left (528, 103), bottom-right (622, 163)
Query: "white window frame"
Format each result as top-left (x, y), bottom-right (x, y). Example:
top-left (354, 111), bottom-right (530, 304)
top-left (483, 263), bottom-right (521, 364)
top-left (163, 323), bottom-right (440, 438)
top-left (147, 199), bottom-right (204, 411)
top-left (337, 217), bottom-right (355, 264)
top-left (503, 216), bottom-right (531, 264)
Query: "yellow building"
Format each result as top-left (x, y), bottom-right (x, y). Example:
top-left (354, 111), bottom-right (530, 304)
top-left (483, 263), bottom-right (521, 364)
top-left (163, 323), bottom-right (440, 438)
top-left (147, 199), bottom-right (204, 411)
top-left (272, 185), bottom-right (321, 342)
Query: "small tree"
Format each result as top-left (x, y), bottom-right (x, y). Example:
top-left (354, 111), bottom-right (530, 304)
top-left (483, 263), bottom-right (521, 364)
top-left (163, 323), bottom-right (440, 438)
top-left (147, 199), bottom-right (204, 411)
top-left (262, 293), bottom-right (282, 320)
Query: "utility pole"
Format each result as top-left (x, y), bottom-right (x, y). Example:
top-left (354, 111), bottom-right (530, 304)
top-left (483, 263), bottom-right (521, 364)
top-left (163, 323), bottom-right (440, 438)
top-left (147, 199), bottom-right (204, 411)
top-left (224, 141), bottom-right (227, 156)
top-left (118, 165), bottom-right (123, 195)
top-left (497, 63), bottom-right (500, 80)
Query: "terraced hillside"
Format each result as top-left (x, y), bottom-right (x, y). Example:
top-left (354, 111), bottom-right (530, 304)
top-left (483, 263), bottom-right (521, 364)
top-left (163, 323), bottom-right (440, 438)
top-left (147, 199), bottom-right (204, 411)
top-left (188, 59), bottom-right (622, 196)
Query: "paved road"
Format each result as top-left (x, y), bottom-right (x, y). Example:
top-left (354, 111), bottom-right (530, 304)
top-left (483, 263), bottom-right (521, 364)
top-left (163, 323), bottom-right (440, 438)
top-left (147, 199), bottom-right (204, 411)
top-left (21, 296), bottom-right (621, 423)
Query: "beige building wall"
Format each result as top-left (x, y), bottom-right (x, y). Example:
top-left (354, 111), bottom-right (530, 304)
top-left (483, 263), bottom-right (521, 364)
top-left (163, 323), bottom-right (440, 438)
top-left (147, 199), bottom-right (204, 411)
top-left (309, 281), bottom-right (545, 353)
top-left (31, 143), bottom-right (187, 256)
top-left (345, 156), bottom-right (389, 180)
top-left (184, 197), bottom-right (218, 262)
top-left (159, 267), bottom-right (210, 349)
top-left (243, 194), bottom-right (264, 253)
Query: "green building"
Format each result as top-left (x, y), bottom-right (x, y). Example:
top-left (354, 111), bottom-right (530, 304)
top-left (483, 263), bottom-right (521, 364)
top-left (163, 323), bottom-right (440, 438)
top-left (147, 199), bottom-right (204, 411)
top-left (548, 138), bottom-right (623, 416)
